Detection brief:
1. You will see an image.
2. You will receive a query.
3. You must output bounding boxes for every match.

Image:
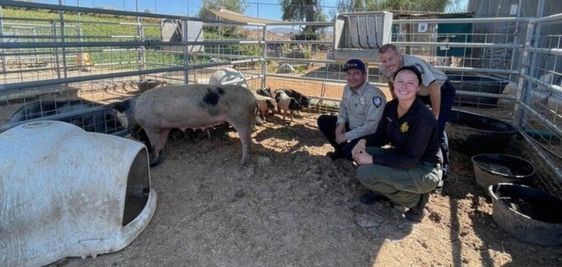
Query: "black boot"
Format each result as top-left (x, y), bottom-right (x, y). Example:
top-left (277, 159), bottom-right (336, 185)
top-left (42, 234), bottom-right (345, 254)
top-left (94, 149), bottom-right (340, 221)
top-left (404, 193), bottom-right (429, 223)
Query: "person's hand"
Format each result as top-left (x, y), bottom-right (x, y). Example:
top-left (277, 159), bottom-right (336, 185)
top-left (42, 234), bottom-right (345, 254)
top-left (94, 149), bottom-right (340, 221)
top-left (335, 131), bottom-right (347, 144)
top-left (351, 139), bottom-right (366, 157)
top-left (335, 124), bottom-right (347, 144)
top-left (353, 151), bottom-right (373, 165)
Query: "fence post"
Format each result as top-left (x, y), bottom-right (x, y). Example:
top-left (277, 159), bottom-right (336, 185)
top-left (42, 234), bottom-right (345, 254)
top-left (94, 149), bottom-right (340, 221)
top-left (514, 21), bottom-right (535, 129)
top-left (515, 0), bottom-right (545, 128)
top-left (135, 0), bottom-right (145, 80)
top-left (262, 24), bottom-right (267, 89)
top-left (58, 0), bottom-right (68, 80)
top-left (51, 20), bottom-right (62, 80)
top-left (0, 6), bottom-right (5, 76)
top-left (182, 19), bottom-right (189, 84)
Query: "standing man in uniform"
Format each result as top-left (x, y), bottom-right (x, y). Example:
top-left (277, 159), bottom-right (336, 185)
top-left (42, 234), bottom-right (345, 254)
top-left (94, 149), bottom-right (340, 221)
top-left (317, 59), bottom-right (387, 160)
top-left (378, 44), bottom-right (455, 182)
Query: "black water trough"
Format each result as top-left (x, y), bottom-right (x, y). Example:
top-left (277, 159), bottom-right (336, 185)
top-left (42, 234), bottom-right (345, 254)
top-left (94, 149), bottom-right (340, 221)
top-left (489, 183), bottom-right (562, 246)
top-left (446, 109), bottom-right (517, 156)
top-left (472, 154), bottom-right (535, 192)
top-left (448, 75), bottom-right (509, 107)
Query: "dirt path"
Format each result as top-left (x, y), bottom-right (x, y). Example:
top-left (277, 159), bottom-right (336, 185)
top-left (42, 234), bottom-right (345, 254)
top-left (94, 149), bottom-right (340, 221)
top-left (62, 112), bottom-right (562, 266)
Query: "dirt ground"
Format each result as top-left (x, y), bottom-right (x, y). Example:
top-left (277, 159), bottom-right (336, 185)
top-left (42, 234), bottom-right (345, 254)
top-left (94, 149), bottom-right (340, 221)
top-left (57, 109), bottom-right (562, 266)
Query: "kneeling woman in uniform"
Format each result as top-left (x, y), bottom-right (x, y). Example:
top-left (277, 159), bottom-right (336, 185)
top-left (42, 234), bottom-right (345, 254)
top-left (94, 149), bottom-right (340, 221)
top-left (351, 66), bottom-right (443, 223)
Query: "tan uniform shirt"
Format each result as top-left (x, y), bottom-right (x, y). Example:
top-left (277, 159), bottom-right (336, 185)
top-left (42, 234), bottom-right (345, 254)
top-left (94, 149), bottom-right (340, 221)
top-left (337, 81), bottom-right (387, 141)
top-left (380, 55), bottom-right (448, 96)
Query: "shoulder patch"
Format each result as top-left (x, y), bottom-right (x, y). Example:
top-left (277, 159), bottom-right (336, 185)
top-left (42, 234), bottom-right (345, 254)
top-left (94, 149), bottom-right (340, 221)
top-left (372, 96), bottom-right (383, 108)
top-left (414, 63), bottom-right (425, 74)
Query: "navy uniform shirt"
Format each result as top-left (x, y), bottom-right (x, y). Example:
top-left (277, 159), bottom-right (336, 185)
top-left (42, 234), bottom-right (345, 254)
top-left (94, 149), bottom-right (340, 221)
top-left (337, 81), bottom-right (386, 141)
top-left (364, 98), bottom-right (443, 168)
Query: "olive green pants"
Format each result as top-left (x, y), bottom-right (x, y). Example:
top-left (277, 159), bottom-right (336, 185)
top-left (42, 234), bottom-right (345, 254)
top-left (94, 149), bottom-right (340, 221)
top-left (356, 147), bottom-right (442, 208)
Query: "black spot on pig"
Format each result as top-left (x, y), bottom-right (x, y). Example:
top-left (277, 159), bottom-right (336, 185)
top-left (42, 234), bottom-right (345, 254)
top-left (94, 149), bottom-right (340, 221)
top-left (288, 98), bottom-right (302, 110)
top-left (217, 87), bottom-right (225, 95)
top-left (266, 99), bottom-right (276, 109)
top-left (203, 88), bottom-right (221, 106)
top-left (299, 96), bottom-right (311, 108)
top-left (256, 88), bottom-right (272, 98)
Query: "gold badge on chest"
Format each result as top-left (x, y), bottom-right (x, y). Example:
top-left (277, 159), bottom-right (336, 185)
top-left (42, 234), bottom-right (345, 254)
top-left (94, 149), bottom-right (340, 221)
top-left (400, 122), bottom-right (409, 133)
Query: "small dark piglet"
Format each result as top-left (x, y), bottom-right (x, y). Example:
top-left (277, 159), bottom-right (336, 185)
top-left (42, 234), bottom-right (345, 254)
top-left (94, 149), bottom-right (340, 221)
top-left (274, 89), bottom-right (301, 121)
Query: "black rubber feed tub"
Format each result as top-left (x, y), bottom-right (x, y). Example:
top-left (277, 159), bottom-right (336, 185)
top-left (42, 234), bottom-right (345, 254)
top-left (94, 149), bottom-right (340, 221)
top-left (448, 75), bottom-right (508, 107)
top-left (447, 109), bottom-right (516, 156)
top-left (489, 183), bottom-right (562, 246)
top-left (472, 154), bottom-right (535, 192)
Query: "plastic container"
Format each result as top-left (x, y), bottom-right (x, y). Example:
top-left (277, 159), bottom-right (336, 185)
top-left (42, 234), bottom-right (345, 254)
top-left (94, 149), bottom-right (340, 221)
top-left (472, 154), bottom-right (535, 192)
top-left (448, 75), bottom-right (508, 107)
top-left (489, 183), bottom-right (562, 246)
top-left (447, 109), bottom-right (516, 155)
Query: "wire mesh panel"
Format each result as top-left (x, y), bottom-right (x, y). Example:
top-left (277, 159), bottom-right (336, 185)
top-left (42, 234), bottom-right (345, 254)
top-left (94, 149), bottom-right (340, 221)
top-left (391, 16), bottom-right (525, 111)
top-left (261, 21), bottom-right (355, 114)
top-left (516, 13), bottom-right (562, 198)
top-left (0, 2), bottom-right (265, 135)
top-left (185, 21), bottom-right (265, 89)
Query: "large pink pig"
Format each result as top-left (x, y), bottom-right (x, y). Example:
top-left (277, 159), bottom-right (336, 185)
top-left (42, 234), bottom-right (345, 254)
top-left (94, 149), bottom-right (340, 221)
top-left (115, 84), bottom-right (256, 166)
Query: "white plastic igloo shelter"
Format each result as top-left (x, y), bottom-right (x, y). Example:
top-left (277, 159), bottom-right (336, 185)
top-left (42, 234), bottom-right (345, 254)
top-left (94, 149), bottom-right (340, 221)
top-left (0, 121), bottom-right (157, 266)
top-left (208, 67), bottom-right (249, 88)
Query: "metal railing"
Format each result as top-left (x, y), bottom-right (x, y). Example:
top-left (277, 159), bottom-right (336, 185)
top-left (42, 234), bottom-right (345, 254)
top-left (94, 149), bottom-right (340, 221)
top-left (514, 12), bottom-right (562, 197)
top-left (0, 1), bottom-right (266, 133)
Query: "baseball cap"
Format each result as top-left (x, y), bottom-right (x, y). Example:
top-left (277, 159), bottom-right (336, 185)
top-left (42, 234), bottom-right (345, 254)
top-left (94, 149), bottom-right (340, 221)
top-left (342, 59), bottom-right (366, 73)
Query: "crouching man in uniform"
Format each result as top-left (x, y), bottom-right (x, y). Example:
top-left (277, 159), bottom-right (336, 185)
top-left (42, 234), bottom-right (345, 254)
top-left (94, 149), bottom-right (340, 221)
top-left (317, 59), bottom-right (387, 160)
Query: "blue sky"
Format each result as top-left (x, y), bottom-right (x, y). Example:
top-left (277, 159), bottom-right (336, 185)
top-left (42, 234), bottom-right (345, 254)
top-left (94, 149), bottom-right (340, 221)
top-left (40, 0), bottom-right (467, 20)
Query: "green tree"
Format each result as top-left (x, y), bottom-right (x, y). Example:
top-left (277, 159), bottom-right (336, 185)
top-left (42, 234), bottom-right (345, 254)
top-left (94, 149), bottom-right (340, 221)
top-left (379, 0), bottom-right (450, 11)
top-left (338, 0), bottom-right (366, 13)
top-left (336, 0), bottom-right (451, 13)
top-left (280, 0), bottom-right (326, 40)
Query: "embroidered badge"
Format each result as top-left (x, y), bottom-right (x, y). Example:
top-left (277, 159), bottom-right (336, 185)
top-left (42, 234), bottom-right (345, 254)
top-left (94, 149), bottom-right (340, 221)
top-left (414, 63), bottom-right (425, 74)
top-left (400, 122), bottom-right (409, 133)
top-left (372, 96), bottom-right (382, 107)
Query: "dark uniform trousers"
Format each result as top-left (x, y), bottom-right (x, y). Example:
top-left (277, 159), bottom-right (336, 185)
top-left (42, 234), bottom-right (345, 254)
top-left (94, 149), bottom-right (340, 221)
top-left (356, 147), bottom-right (443, 208)
top-left (418, 80), bottom-right (456, 169)
top-left (317, 115), bottom-right (372, 160)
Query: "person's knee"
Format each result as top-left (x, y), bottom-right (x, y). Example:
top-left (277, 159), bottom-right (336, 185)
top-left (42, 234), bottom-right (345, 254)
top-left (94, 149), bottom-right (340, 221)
top-left (317, 114), bottom-right (330, 124)
top-left (357, 165), bottom-right (376, 184)
top-left (316, 114), bottom-right (324, 125)
top-left (317, 115), bottom-right (333, 130)
top-left (317, 115), bottom-right (327, 132)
